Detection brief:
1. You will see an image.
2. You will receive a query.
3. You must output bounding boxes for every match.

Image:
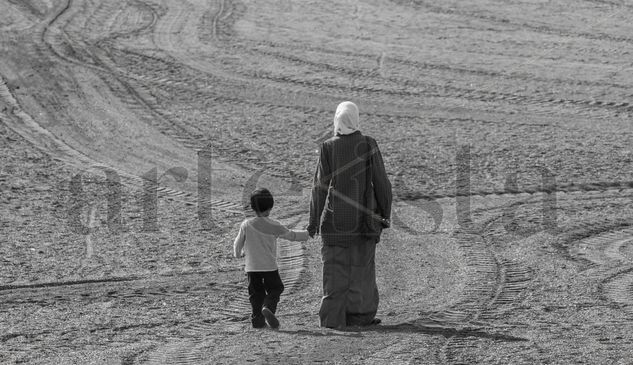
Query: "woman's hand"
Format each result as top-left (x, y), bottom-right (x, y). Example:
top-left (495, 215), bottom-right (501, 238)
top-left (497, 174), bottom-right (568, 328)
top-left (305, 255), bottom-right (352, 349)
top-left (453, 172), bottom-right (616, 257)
top-left (306, 224), bottom-right (317, 238)
top-left (380, 218), bottom-right (391, 229)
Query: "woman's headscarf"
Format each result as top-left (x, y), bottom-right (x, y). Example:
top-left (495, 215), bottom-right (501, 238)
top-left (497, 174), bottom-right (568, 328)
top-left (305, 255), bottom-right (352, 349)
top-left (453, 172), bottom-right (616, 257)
top-left (333, 101), bottom-right (360, 136)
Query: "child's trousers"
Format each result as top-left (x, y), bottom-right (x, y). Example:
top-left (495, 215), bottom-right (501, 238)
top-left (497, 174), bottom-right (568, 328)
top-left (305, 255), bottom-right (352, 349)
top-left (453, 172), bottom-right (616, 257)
top-left (247, 270), bottom-right (284, 327)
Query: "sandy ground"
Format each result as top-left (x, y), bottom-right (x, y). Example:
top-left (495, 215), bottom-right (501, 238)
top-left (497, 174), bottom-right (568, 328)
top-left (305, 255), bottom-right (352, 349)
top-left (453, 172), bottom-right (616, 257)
top-left (1, 0), bottom-right (633, 363)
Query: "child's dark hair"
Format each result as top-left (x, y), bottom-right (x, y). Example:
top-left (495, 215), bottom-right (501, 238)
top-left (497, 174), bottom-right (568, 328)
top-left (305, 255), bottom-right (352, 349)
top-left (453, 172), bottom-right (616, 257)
top-left (250, 188), bottom-right (274, 213)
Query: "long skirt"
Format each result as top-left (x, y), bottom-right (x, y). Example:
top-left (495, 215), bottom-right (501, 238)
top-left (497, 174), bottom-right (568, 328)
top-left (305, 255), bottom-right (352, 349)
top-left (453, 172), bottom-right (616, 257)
top-left (319, 241), bottom-right (379, 328)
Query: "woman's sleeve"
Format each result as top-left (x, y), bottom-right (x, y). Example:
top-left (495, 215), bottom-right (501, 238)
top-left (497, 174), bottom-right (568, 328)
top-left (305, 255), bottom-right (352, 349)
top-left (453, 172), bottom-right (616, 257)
top-left (371, 140), bottom-right (393, 221)
top-left (307, 143), bottom-right (331, 236)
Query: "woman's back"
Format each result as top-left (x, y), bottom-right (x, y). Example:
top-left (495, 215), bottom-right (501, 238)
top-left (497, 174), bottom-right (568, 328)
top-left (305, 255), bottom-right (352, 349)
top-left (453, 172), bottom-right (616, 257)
top-left (321, 131), bottom-right (370, 235)
top-left (307, 101), bottom-right (392, 328)
top-left (312, 131), bottom-right (391, 244)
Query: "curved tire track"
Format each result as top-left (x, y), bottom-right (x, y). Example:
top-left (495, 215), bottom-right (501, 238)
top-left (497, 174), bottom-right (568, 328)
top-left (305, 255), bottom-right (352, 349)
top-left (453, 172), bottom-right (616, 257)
top-left (0, 75), bottom-right (243, 213)
top-left (565, 225), bottom-right (633, 311)
top-left (399, 0), bottom-right (633, 45)
top-left (222, 43), bottom-right (633, 115)
top-left (2, 2), bottom-right (246, 213)
top-left (437, 232), bottom-right (532, 364)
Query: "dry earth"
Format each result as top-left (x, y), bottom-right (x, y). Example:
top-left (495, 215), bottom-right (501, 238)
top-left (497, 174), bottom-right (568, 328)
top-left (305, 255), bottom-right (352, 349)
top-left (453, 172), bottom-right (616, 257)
top-left (1, 0), bottom-right (633, 364)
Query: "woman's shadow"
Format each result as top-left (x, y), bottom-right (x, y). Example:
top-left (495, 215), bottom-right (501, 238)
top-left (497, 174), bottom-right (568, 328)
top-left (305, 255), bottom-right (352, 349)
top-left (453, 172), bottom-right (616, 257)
top-left (281, 319), bottom-right (527, 342)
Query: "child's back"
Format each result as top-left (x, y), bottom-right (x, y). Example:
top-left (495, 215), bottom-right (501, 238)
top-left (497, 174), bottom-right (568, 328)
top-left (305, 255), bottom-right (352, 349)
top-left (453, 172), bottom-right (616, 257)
top-left (233, 188), bottom-right (309, 329)
top-left (234, 216), bottom-right (308, 272)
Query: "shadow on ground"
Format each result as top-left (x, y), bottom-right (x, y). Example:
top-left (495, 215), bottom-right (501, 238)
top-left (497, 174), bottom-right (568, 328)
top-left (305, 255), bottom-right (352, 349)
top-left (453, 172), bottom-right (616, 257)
top-left (279, 320), bottom-right (527, 342)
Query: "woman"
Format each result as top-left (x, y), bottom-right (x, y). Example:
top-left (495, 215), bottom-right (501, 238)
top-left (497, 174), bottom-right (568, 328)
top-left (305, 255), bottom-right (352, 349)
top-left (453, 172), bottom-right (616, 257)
top-left (307, 101), bottom-right (392, 329)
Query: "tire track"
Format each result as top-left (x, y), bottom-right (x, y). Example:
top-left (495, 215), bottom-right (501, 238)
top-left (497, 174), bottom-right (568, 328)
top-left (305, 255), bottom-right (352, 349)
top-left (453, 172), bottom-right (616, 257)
top-left (42, 0), bottom-right (319, 195)
top-left (564, 225), bottom-right (633, 311)
top-left (0, 270), bottom-right (226, 297)
top-left (602, 267), bottom-right (633, 309)
top-left (96, 45), bottom-right (633, 195)
top-left (220, 43), bottom-right (633, 115)
top-left (86, 2), bottom-right (327, 185)
top-left (578, 0), bottom-right (633, 10)
top-left (430, 227), bottom-right (533, 364)
top-left (146, 0), bottom-right (444, 122)
top-left (61, 0), bottom-right (632, 196)
top-left (398, 179), bottom-right (633, 202)
top-left (399, 0), bottom-right (633, 45)
top-left (150, 0), bottom-right (244, 83)
top-left (42, 0), bottom-right (211, 152)
top-left (41, 0), bottom-right (633, 197)
top-left (140, 339), bottom-right (208, 365)
top-left (0, 276), bottom-right (137, 292)
top-left (192, 1), bottom-right (633, 115)
top-left (0, 76), bottom-right (243, 214)
top-left (569, 227), bottom-right (633, 266)
top-left (0, 265), bottom-right (309, 325)
top-left (421, 188), bottom-right (541, 364)
top-left (436, 232), bottom-right (498, 364)
top-left (277, 234), bottom-right (310, 295)
top-left (387, 181), bottom-right (629, 362)
top-left (241, 38), bottom-right (632, 92)
top-left (556, 218), bottom-right (633, 263)
top-left (2, 2), bottom-right (246, 213)
top-left (1, 0), bottom-right (42, 32)
top-left (6, 0), bottom-right (45, 19)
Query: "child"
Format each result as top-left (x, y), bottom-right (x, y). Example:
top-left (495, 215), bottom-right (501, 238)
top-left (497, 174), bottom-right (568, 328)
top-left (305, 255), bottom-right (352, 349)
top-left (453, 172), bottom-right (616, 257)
top-left (234, 188), bottom-right (309, 329)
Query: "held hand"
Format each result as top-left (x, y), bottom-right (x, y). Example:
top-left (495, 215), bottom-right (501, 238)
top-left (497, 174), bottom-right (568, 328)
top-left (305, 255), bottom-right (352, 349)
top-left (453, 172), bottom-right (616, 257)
top-left (306, 224), bottom-right (317, 238)
top-left (381, 218), bottom-right (391, 229)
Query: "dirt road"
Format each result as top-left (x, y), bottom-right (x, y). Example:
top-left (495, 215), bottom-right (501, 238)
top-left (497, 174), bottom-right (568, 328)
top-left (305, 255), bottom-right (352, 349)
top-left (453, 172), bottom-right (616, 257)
top-left (1, 0), bottom-right (633, 363)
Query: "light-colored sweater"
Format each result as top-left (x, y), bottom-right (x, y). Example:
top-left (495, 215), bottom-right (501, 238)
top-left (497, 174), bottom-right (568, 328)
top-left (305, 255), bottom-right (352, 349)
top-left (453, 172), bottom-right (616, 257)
top-left (233, 216), bottom-right (309, 272)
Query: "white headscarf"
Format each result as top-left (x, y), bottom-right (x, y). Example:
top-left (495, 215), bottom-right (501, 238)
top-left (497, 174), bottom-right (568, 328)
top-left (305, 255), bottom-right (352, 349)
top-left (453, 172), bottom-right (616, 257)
top-left (333, 101), bottom-right (360, 136)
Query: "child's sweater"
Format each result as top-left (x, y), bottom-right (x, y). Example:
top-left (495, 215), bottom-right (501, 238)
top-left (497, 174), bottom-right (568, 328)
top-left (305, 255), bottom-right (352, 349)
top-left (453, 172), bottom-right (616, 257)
top-left (233, 216), bottom-right (309, 272)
